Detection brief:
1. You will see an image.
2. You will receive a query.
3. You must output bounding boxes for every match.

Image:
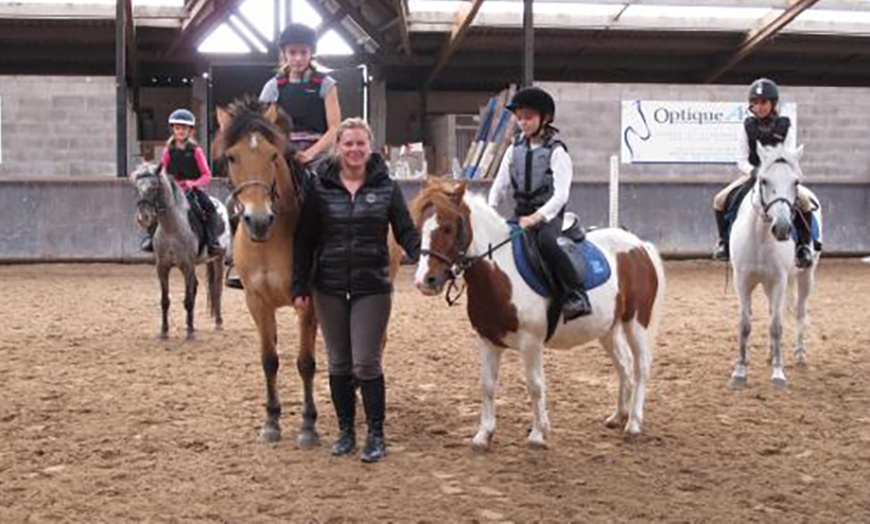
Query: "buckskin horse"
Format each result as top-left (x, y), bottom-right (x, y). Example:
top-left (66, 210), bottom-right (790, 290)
top-left (413, 179), bottom-right (665, 451)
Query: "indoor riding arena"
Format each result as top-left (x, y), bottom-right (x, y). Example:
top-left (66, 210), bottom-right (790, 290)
top-left (1, 0), bottom-right (869, 522)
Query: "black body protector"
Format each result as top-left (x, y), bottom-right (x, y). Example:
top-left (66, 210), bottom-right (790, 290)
top-left (275, 69), bottom-right (329, 135)
top-left (167, 142), bottom-right (202, 181)
top-left (746, 115), bottom-right (791, 168)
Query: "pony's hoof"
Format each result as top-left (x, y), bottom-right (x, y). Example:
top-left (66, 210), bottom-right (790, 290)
top-left (528, 429), bottom-right (547, 449)
top-left (157, 331), bottom-right (169, 341)
top-left (604, 412), bottom-right (627, 429)
top-left (795, 352), bottom-right (807, 368)
top-left (214, 323), bottom-right (223, 332)
top-left (258, 425), bottom-right (282, 443)
top-left (772, 377), bottom-right (788, 390)
top-left (731, 376), bottom-right (747, 390)
top-left (623, 420), bottom-right (642, 436)
top-left (186, 331), bottom-right (196, 341)
top-left (296, 431), bottom-right (321, 449)
top-left (527, 436), bottom-right (548, 450)
top-left (471, 432), bottom-right (492, 453)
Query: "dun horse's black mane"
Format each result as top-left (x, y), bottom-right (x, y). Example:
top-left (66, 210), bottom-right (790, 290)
top-left (221, 96), bottom-right (289, 151)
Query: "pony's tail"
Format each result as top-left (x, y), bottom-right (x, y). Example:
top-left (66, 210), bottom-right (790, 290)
top-left (206, 257), bottom-right (223, 321)
top-left (642, 241), bottom-right (666, 346)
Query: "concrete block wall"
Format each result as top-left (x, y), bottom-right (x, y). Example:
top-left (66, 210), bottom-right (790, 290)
top-left (0, 179), bottom-right (865, 262)
top-left (0, 76), bottom-right (119, 178)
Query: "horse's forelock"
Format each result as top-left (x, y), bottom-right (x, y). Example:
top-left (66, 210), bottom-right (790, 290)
top-left (762, 153), bottom-right (801, 181)
top-left (412, 185), bottom-right (459, 227)
top-left (221, 96), bottom-right (285, 152)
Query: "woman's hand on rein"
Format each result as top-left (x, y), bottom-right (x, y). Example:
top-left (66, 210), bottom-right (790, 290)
top-left (293, 296), bottom-right (311, 312)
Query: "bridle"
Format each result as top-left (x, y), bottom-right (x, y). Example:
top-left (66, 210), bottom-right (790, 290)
top-left (225, 179), bottom-right (279, 223)
top-left (420, 210), bottom-right (526, 306)
top-left (135, 169), bottom-right (169, 214)
top-left (752, 159), bottom-right (797, 223)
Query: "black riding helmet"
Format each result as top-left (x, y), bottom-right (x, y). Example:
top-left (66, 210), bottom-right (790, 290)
top-left (506, 87), bottom-right (556, 121)
top-left (278, 23), bottom-right (316, 49)
top-left (748, 78), bottom-right (780, 106)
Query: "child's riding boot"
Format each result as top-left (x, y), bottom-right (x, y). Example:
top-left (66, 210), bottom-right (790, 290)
top-left (795, 209), bottom-right (814, 269)
top-left (713, 210), bottom-right (729, 261)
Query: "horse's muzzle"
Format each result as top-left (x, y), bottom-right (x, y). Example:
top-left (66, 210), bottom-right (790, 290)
top-left (416, 271), bottom-right (448, 296)
top-left (243, 211), bottom-right (276, 242)
top-left (771, 217), bottom-right (792, 242)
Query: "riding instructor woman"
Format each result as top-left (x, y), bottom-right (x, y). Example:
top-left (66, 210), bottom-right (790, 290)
top-left (291, 118), bottom-right (420, 463)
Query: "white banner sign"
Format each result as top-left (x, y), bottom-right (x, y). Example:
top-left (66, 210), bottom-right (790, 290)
top-left (621, 100), bottom-right (797, 164)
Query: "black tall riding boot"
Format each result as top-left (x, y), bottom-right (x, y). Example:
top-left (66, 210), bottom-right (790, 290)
top-left (224, 210), bottom-right (244, 290)
top-left (359, 375), bottom-right (386, 463)
top-left (550, 247), bottom-right (592, 321)
top-left (713, 209), bottom-right (729, 261)
top-left (205, 211), bottom-right (223, 256)
top-left (329, 375), bottom-right (356, 456)
top-left (794, 209), bottom-right (814, 269)
top-left (563, 287), bottom-right (593, 322)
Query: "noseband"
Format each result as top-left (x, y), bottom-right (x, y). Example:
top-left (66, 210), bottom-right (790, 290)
top-left (225, 179), bottom-right (279, 221)
top-left (753, 160), bottom-right (797, 223)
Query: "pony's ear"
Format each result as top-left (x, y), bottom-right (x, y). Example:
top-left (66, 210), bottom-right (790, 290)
top-left (216, 107), bottom-right (231, 131)
top-left (451, 181), bottom-right (467, 204)
top-left (263, 103), bottom-right (278, 124)
top-left (756, 141), bottom-right (773, 166)
top-left (794, 144), bottom-right (805, 162)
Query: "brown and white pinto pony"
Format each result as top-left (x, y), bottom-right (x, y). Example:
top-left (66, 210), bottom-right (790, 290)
top-left (413, 179), bottom-right (665, 451)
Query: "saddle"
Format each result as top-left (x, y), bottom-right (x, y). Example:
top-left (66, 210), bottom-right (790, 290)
top-left (722, 178), bottom-right (755, 235)
top-left (511, 212), bottom-right (612, 340)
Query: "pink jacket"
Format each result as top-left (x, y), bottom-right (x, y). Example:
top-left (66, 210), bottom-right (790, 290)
top-left (160, 143), bottom-right (212, 191)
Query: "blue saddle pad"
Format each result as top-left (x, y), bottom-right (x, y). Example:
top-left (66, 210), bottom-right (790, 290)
top-left (790, 212), bottom-right (821, 244)
top-left (510, 225), bottom-right (612, 298)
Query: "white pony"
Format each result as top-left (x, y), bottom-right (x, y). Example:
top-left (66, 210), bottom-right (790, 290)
top-left (729, 143), bottom-right (821, 388)
top-left (412, 179), bottom-right (665, 451)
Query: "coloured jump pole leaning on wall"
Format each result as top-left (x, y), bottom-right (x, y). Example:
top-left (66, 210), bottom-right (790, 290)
top-left (609, 155), bottom-right (619, 228)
